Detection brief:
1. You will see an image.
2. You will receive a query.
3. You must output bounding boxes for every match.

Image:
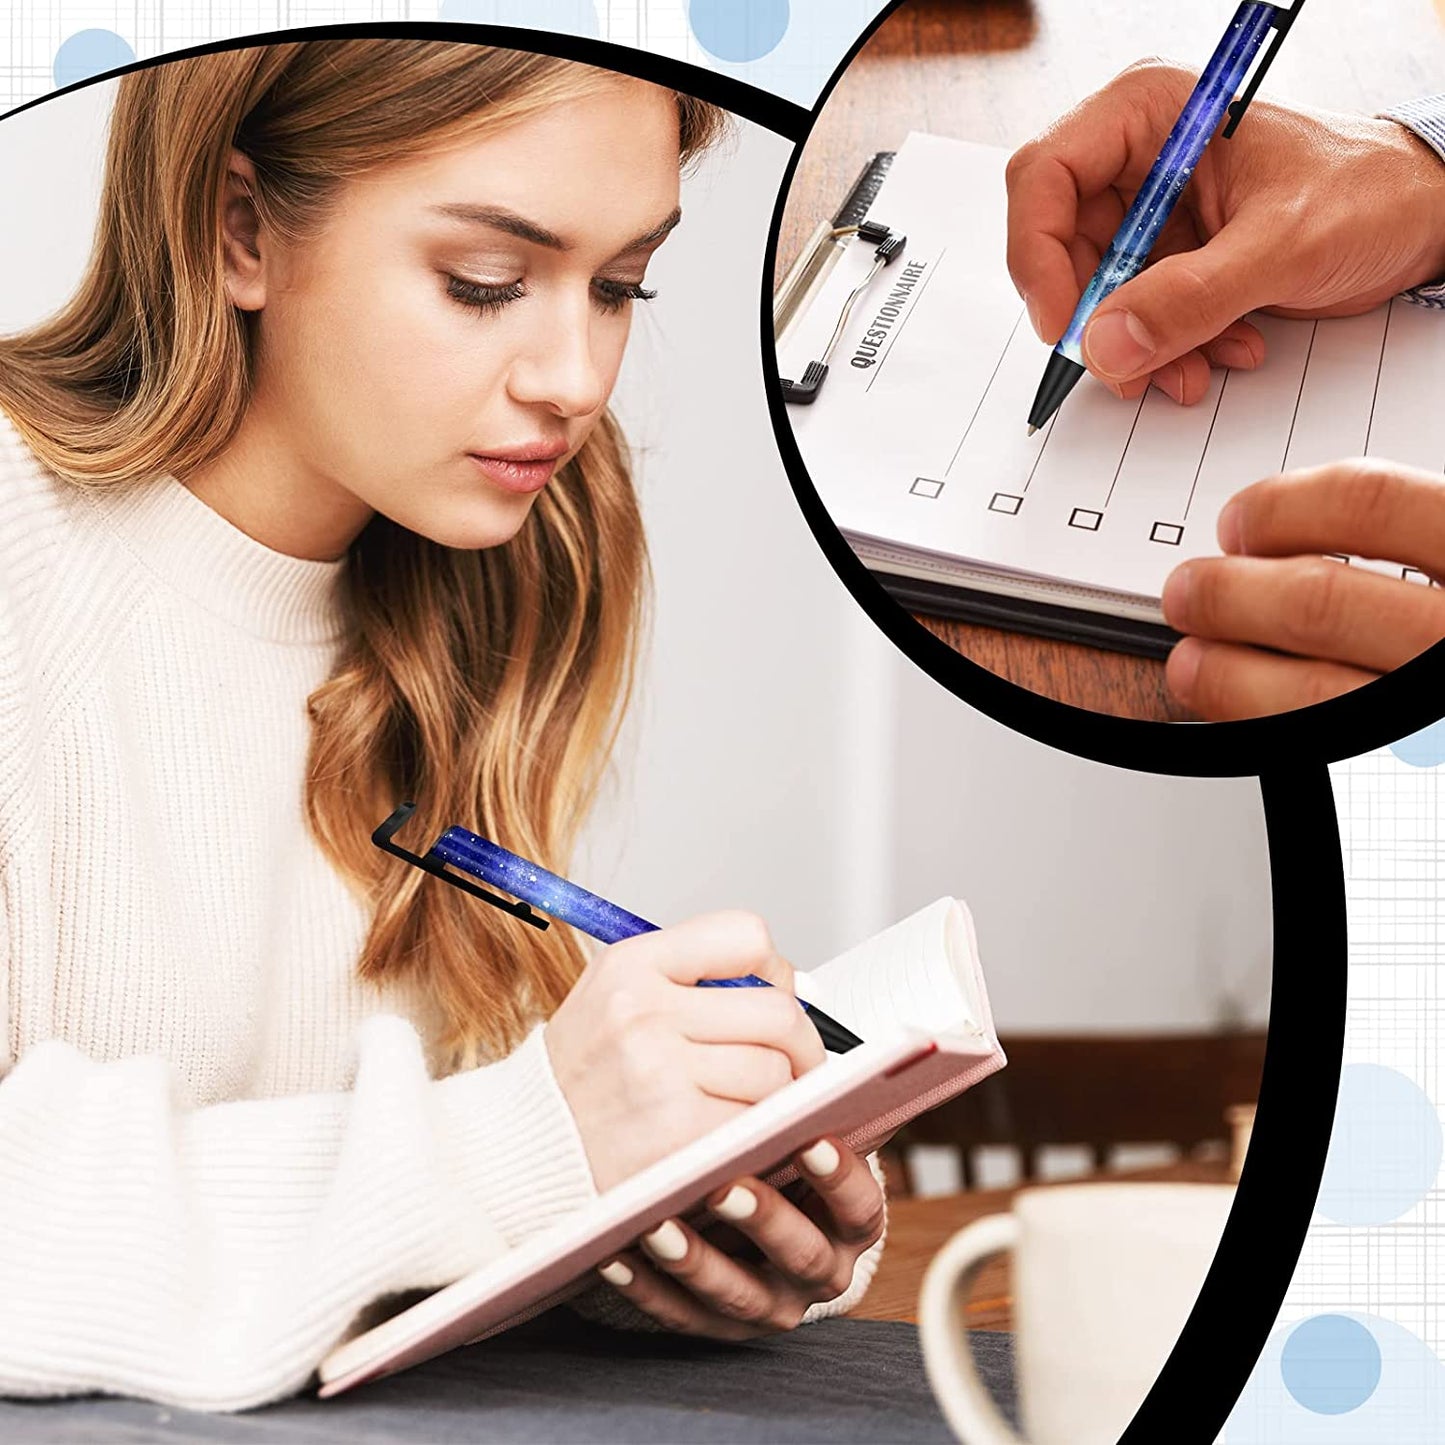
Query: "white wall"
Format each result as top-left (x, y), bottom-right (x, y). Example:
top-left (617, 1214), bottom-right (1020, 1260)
top-left (0, 81), bottom-right (113, 333)
top-left (0, 76), bottom-right (1273, 1031)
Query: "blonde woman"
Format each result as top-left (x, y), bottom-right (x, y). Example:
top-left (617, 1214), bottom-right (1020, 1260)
top-left (0, 40), bottom-right (885, 1412)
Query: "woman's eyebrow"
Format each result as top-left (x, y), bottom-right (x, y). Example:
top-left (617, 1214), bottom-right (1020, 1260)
top-left (621, 207), bottom-right (683, 251)
top-left (427, 203), bottom-right (682, 254)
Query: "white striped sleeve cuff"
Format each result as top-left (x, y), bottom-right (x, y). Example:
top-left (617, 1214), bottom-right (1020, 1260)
top-left (1379, 93), bottom-right (1445, 309)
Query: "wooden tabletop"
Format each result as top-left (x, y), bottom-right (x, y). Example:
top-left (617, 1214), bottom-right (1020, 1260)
top-left (851, 1157), bottom-right (1234, 1328)
top-left (777, 0), bottom-right (1445, 721)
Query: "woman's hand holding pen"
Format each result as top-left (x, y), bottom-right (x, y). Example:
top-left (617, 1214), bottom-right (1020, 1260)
top-left (544, 909), bottom-right (886, 1336)
top-left (545, 910), bottom-right (826, 1193)
top-left (1161, 457), bottom-right (1445, 719)
top-left (1005, 60), bottom-right (1445, 405)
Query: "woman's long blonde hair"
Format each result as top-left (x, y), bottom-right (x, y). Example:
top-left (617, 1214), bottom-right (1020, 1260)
top-left (0, 40), bottom-right (727, 1065)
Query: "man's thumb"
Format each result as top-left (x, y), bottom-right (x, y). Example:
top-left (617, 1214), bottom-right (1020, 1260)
top-left (1080, 231), bottom-right (1270, 383)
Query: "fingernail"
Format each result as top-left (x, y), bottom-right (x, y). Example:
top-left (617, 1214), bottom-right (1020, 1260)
top-left (800, 1140), bottom-right (840, 1177)
top-left (1217, 499), bottom-right (1244, 554)
top-left (598, 1259), bottom-right (634, 1287)
top-left (1167, 637), bottom-right (1203, 706)
top-left (1213, 339), bottom-right (1255, 370)
top-left (1082, 308), bottom-right (1155, 379)
top-left (1156, 362), bottom-right (1186, 405)
top-left (642, 1220), bottom-right (688, 1262)
top-left (712, 1184), bottom-right (758, 1222)
top-left (1161, 563), bottom-right (1193, 628)
top-left (1025, 294), bottom-right (1045, 340)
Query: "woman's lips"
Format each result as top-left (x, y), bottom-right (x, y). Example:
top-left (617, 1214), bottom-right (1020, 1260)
top-left (467, 451), bottom-right (564, 494)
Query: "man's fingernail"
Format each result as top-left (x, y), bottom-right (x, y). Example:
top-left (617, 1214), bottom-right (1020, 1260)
top-left (712, 1184), bottom-right (758, 1222)
top-left (1156, 362), bottom-right (1186, 405)
top-left (1083, 308), bottom-right (1156, 379)
top-left (801, 1140), bottom-right (841, 1177)
top-left (1161, 563), bottom-right (1193, 628)
top-left (1025, 294), bottom-right (1045, 340)
top-left (642, 1220), bottom-right (688, 1262)
top-left (598, 1260), bottom-right (634, 1287)
top-left (1213, 338), bottom-right (1255, 370)
top-left (1217, 499), bottom-right (1244, 554)
top-left (1167, 637), bottom-right (1203, 706)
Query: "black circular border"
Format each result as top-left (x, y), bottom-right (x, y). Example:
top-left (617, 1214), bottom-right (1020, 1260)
top-left (1123, 766), bottom-right (1346, 1442)
top-left (7, 20), bottom-right (814, 137)
top-left (4, 20), bottom-right (1348, 1440)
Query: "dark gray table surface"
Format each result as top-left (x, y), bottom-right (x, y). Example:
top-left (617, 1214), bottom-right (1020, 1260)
top-left (0, 1316), bottom-right (1017, 1444)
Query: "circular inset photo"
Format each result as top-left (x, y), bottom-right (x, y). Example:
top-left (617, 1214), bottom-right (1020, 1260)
top-left (770, 0), bottom-right (1445, 756)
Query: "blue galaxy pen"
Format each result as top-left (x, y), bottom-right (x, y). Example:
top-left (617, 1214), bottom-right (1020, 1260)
top-left (421, 822), bottom-right (864, 1055)
top-left (1027, 0), bottom-right (1307, 434)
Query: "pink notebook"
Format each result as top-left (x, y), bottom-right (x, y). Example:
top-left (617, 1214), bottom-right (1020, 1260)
top-left (317, 897), bottom-right (1005, 1397)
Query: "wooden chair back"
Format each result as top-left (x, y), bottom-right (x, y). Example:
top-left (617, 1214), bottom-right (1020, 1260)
top-left (881, 1031), bottom-right (1267, 1196)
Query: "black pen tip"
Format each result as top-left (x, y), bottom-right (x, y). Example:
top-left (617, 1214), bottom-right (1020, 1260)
top-left (1027, 351), bottom-right (1086, 433)
top-left (805, 1003), bottom-right (865, 1054)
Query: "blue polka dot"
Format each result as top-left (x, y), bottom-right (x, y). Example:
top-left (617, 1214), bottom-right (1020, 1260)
top-left (688, 0), bottom-right (791, 62)
top-left (1231, 1317), bottom-right (1445, 1439)
top-left (1281, 1315), bottom-right (1382, 1415)
top-left (1317, 1063), bottom-right (1442, 1225)
top-left (1230, 1313), bottom-right (1445, 1442)
top-left (1390, 718), bottom-right (1445, 767)
top-left (436, 0), bottom-right (600, 36)
top-left (53, 28), bottom-right (135, 90)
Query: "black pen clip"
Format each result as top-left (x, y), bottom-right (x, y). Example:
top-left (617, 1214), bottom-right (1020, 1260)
top-left (1223, 0), bottom-right (1308, 138)
top-left (372, 802), bottom-right (549, 932)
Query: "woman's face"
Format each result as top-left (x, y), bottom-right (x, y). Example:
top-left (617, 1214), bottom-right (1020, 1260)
top-left (231, 82), bottom-right (684, 550)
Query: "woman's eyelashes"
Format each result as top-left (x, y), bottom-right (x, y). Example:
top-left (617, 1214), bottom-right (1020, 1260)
top-left (444, 274), bottom-right (657, 317)
top-left (445, 275), bottom-right (526, 315)
top-left (591, 278), bottom-right (658, 313)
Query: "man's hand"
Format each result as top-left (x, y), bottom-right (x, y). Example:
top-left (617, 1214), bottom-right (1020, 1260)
top-left (1006, 61), bottom-right (1445, 404)
top-left (1162, 458), bottom-right (1445, 719)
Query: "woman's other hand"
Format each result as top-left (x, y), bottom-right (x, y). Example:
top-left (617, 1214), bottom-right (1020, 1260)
top-left (545, 911), bottom-right (824, 1193)
top-left (1162, 457), bottom-right (1445, 718)
top-left (595, 1137), bottom-right (886, 1337)
top-left (1005, 61), bottom-right (1445, 404)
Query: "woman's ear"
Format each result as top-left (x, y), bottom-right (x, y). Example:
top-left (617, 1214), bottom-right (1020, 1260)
top-left (220, 148), bottom-right (267, 311)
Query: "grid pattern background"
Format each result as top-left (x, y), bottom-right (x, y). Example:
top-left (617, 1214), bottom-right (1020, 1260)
top-left (0, 1), bottom-right (891, 112)
top-left (1224, 746), bottom-right (1445, 1437)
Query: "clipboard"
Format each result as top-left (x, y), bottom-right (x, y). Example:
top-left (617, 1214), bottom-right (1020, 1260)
top-left (773, 150), bottom-right (1180, 661)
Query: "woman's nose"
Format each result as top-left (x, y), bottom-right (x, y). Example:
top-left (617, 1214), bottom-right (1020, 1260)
top-left (507, 310), bottom-right (610, 419)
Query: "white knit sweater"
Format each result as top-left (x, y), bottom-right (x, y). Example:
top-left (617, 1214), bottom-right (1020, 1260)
top-left (0, 411), bottom-right (880, 1413)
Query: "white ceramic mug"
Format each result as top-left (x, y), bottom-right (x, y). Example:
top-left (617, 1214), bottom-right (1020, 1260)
top-left (1227, 1104), bottom-right (1256, 1182)
top-left (918, 1182), bottom-right (1236, 1445)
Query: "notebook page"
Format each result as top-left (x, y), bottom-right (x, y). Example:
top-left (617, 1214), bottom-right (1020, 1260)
top-left (778, 133), bottom-right (1445, 606)
top-left (794, 897), bottom-right (983, 1042)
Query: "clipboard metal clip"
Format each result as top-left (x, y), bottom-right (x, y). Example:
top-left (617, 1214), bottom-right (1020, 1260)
top-left (1222, 0), bottom-right (1307, 139)
top-left (371, 802), bottom-right (549, 932)
top-left (779, 219), bottom-right (907, 404)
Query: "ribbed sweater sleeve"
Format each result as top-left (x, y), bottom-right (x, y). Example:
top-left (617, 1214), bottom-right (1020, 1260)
top-left (0, 1003), bottom-right (598, 1412)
